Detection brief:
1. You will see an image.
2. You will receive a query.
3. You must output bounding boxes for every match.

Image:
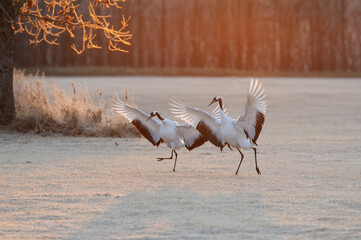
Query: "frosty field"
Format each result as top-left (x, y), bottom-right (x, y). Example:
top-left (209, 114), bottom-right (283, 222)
top-left (1, 76), bottom-right (361, 239)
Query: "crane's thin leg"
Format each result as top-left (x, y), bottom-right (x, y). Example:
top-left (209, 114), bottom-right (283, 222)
top-left (253, 147), bottom-right (261, 175)
top-left (226, 142), bottom-right (233, 151)
top-left (157, 150), bottom-right (173, 161)
top-left (173, 150), bottom-right (178, 172)
top-left (235, 149), bottom-right (244, 175)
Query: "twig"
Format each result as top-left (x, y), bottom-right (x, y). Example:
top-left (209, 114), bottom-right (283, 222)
top-left (15, 0), bottom-right (27, 15)
top-left (0, 3), bottom-right (14, 23)
top-left (22, 13), bottom-right (84, 27)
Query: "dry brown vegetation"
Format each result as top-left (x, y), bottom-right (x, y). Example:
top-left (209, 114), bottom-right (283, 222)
top-left (11, 69), bottom-right (139, 137)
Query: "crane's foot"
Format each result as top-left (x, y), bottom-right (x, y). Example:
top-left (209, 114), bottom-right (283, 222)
top-left (156, 157), bottom-right (172, 161)
top-left (256, 167), bottom-right (261, 175)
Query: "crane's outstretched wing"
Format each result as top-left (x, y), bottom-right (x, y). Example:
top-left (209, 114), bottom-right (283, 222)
top-left (176, 124), bottom-right (207, 151)
top-left (112, 92), bottom-right (163, 146)
top-left (235, 79), bottom-right (267, 145)
top-left (210, 104), bottom-right (228, 119)
top-left (170, 98), bottom-right (225, 149)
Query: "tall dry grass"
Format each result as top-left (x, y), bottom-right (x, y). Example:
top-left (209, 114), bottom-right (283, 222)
top-left (12, 70), bottom-right (139, 137)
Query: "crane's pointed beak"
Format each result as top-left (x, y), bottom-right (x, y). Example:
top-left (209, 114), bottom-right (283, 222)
top-left (208, 99), bottom-right (216, 107)
top-left (146, 115), bottom-right (153, 122)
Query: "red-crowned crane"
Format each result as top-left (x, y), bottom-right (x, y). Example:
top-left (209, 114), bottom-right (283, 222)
top-left (170, 79), bottom-right (267, 175)
top-left (112, 92), bottom-right (207, 172)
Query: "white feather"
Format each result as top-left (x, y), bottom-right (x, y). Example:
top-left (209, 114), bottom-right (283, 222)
top-left (170, 98), bottom-right (225, 148)
top-left (112, 92), bottom-right (162, 145)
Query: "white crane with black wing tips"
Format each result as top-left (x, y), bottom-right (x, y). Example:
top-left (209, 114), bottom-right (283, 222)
top-left (170, 79), bottom-right (267, 175)
top-left (112, 92), bottom-right (207, 172)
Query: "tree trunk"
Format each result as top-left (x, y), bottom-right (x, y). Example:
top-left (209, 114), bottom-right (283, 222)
top-left (0, 1), bottom-right (15, 125)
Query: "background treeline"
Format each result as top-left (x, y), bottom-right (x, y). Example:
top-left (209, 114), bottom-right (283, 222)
top-left (15, 0), bottom-right (361, 74)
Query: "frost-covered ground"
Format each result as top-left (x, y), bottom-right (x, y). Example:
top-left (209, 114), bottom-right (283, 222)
top-left (1, 77), bottom-right (361, 239)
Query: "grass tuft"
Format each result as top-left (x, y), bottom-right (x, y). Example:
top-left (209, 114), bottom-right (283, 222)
top-left (12, 69), bottom-right (139, 137)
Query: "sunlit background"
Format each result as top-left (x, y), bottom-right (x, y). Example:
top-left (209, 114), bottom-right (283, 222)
top-left (2, 1), bottom-right (361, 239)
top-left (14, 0), bottom-right (361, 75)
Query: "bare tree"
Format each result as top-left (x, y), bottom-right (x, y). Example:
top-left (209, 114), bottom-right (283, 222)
top-left (0, 0), bottom-right (131, 125)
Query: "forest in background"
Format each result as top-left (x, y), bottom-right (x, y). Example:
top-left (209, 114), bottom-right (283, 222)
top-left (14, 0), bottom-right (361, 74)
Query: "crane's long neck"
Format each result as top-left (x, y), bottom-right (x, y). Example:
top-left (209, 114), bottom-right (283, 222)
top-left (217, 98), bottom-right (223, 110)
top-left (155, 112), bottom-right (164, 121)
top-left (217, 98), bottom-right (229, 123)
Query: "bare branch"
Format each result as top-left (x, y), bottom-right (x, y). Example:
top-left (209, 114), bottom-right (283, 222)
top-left (13, 0), bottom-right (131, 54)
top-left (22, 12), bottom-right (83, 26)
top-left (14, 0), bottom-right (27, 15)
top-left (0, 3), bottom-right (14, 23)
